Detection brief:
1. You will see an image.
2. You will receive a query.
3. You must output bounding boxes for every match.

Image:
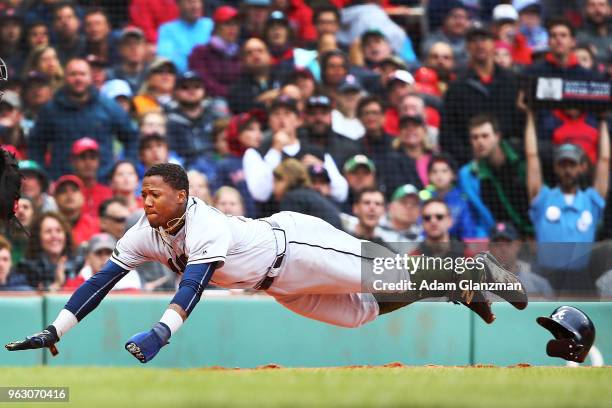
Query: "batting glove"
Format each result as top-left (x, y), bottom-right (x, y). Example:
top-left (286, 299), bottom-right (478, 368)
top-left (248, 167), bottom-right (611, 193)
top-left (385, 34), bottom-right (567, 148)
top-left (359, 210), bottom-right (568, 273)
top-left (125, 322), bottom-right (171, 364)
top-left (5, 325), bottom-right (60, 353)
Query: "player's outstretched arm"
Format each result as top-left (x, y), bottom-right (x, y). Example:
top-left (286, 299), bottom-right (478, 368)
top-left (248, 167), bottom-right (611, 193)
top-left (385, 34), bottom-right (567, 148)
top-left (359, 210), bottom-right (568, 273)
top-left (5, 260), bottom-right (129, 355)
top-left (125, 262), bottom-right (216, 364)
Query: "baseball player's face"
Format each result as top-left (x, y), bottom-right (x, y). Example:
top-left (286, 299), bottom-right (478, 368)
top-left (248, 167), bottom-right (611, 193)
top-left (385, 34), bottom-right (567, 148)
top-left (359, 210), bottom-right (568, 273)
top-left (141, 175), bottom-right (187, 229)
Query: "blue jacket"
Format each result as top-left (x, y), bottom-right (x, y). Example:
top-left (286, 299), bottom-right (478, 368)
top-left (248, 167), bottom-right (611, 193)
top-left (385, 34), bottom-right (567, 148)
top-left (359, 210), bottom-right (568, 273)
top-left (420, 185), bottom-right (482, 239)
top-left (29, 87), bottom-right (138, 180)
top-left (458, 162), bottom-right (495, 238)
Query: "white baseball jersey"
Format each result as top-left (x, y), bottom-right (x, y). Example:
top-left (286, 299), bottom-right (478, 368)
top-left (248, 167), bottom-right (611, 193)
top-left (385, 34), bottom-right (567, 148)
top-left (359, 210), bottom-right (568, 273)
top-left (110, 197), bottom-right (278, 289)
top-left (110, 197), bottom-right (382, 328)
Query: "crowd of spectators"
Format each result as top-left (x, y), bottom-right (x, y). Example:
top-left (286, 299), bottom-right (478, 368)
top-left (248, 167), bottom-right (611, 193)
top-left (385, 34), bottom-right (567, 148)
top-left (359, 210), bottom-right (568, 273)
top-left (0, 0), bottom-right (610, 298)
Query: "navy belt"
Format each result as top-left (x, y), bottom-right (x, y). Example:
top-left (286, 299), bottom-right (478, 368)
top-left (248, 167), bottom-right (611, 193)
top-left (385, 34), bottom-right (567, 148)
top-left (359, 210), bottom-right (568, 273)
top-left (254, 219), bottom-right (286, 291)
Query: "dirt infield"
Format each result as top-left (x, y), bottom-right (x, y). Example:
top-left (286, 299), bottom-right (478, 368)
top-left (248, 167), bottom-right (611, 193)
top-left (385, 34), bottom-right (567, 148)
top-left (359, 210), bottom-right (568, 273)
top-left (208, 362), bottom-right (543, 370)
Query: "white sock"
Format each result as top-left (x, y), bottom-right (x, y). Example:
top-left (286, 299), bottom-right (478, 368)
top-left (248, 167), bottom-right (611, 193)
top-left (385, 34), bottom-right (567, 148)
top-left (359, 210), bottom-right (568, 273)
top-left (52, 309), bottom-right (78, 338)
top-left (159, 309), bottom-right (184, 336)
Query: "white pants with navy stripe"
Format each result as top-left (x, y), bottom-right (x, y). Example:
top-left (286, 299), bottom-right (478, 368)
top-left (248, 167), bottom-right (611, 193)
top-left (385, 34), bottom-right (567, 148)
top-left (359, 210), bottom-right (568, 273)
top-left (265, 211), bottom-right (384, 328)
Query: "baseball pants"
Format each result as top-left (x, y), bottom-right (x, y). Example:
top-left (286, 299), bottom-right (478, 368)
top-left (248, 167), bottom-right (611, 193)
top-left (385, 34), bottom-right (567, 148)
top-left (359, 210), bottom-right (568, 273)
top-left (265, 211), bottom-right (403, 328)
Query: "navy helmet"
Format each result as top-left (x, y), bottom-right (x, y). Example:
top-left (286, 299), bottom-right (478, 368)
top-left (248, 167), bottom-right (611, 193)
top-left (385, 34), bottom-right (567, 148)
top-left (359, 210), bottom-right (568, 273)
top-left (536, 306), bottom-right (596, 363)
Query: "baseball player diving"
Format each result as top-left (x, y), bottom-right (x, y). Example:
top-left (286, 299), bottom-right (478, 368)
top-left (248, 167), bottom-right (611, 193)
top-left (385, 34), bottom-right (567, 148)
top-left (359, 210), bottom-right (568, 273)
top-left (4, 162), bottom-right (527, 363)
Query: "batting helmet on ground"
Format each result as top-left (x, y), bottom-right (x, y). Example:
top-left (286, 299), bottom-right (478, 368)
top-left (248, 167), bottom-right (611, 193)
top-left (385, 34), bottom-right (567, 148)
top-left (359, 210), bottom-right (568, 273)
top-left (536, 306), bottom-right (596, 363)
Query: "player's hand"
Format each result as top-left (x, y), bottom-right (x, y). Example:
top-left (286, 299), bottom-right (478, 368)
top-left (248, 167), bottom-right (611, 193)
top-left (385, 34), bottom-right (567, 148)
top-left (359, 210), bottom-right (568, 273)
top-left (5, 325), bottom-right (60, 355)
top-left (125, 322), bottom-right (171, 364)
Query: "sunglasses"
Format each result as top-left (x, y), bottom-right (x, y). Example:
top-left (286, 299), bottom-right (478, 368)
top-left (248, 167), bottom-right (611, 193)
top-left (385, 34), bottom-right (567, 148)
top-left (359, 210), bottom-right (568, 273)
top-left (105, 215), bottom-right (127, 223)
top-left (152, 67), bottom-right (175, 75)
top-left (423, 213), bottom-right (446, 222)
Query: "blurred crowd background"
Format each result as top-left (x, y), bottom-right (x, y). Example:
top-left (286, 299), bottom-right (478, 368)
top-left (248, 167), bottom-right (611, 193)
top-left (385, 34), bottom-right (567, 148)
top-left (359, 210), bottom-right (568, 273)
top-left (0, 0), bottom-right (610, 299)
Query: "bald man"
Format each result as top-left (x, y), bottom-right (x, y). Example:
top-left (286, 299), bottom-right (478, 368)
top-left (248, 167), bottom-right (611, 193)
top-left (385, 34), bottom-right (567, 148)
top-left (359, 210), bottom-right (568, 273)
top-left (228, 38), bottom-right (292, 113)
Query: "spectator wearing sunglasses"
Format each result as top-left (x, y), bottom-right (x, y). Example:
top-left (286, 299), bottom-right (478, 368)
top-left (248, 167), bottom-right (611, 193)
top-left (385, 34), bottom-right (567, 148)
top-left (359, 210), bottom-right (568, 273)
top-left (413, 198), bottom-right (465, 259)
top-left (98, 198), bottom-right (130, 241)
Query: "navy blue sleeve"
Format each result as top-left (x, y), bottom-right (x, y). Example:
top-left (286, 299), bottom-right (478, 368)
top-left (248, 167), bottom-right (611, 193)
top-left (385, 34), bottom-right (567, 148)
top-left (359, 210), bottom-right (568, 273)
top-left (65, 260), bottom-right (129, 321)
top-left (170, 263), bottom-right (216, 317)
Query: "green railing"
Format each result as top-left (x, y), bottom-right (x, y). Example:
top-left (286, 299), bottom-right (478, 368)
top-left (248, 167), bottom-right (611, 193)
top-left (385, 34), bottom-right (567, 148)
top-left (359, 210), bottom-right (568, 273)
top-left (1, 295), bottom-right (610, 367)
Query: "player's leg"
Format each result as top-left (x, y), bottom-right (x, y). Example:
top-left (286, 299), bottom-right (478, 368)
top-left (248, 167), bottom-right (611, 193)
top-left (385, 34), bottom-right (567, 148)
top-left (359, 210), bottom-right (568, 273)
top-left (270, 292), bottom-right (379, 328)
top-left (265, 212), bottom-right (455, 323)
top-left (267, 211), bottom-right (400, 295)
top-left (268, 212), bottom-right (527, 324)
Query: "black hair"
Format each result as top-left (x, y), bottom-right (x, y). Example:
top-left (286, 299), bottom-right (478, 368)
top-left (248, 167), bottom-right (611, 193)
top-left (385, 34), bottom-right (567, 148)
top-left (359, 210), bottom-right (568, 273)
top-left (53, 2), bottom-right (78, 18)
top-left (427, 153), bottom-right (457, 174)
top-left (320, 49), bottom-right (348, 85)
top-left (109, 159), bottom-right (138, 181)
top-left (313, 5), bottom-right (340, 25)
top-left (545, 16), bottom-right (576, 37)
top-left (468, 113), bottom-right (501, 134)
top-left (84, 6), bottom-right (109, 22)
top-left (354, 187), bottom-right (384, 204)
top-left (98, 197), bottom-right (127, 218)
top-left (144, 163), bottom-right (189, 193)
top-left (356, 95), bottom-right (383, 117)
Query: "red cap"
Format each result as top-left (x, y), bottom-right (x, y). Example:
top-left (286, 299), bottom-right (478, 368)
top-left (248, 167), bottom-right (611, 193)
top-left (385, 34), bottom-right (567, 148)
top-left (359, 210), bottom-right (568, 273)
top-left (52, 175), bottom-right (84, 194)
top-left (1, 145), bottom-right (23, 160)
top-left (414, 67), bottom-right (441, 97)
top-left (226, 113), bottom-right (258, 157)
top-left (214, 6), bottom-right (239, 24)
top-left (71, 137), bottom-right (100, 156)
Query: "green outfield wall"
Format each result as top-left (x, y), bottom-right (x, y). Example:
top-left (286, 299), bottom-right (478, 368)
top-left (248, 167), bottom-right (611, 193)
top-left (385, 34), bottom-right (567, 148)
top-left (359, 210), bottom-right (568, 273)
top-left (1, 295), bottom-right (610, 367)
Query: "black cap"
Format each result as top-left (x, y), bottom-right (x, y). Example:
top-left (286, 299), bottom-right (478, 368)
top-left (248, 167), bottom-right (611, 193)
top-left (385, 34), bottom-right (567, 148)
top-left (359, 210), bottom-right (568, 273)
top-left (308, 164), bottom-right (330, 183)
top-left (24, 71), bottom-right (50, 86)
top-left (338, 75), bottom-right (363, 93)
top-left (267, 10), bottom-right (289, 26)
top-left (445, 0), bottom-right (469, 14)
top-left (177, 70), bottom-right (203, 86)
top-left (399, 114), bottom-right (425, 127)
top-left (466, 25), bottom-right (494, 42)
top-left (306, 95), bottom-right (332, 109)
top-left (0, 8), bottom-right (23, 23)
top-left (85, 54), bottom-right (109, 68)
top-left (138, 132), bottom-right (167, 150)
top-left (490, 221), bottom-right (519, 241)
top-left (270, 95), bottom-right (299, 113)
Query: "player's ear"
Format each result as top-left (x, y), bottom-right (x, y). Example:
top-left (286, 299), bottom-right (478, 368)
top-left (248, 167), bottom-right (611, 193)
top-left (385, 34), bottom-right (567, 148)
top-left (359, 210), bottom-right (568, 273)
top-left (177, 189), bottom-right (188, 203)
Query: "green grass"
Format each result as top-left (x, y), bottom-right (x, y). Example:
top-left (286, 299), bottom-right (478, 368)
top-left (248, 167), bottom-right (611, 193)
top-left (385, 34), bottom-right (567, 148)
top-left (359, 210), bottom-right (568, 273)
top-left (1, 366), bottom-right (611, 408)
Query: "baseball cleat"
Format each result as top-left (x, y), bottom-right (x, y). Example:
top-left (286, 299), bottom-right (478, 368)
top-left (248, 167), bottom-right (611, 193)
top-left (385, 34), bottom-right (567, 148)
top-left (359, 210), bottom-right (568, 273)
top-left (476, 251), bottom-right (529, 310)
top-left (125, 342), bottom-right (147, 363)
top-left (5, 326), bottom-right (60, 352)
